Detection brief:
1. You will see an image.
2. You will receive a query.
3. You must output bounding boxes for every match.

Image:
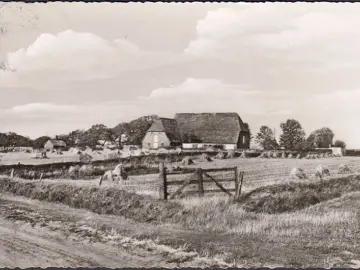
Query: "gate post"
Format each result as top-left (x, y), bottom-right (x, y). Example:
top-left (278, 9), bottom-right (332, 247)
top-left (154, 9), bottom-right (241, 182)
top-left (197, 168), bottom-right (204, 197)
top-left (159, 162), bottom-right (168, 200)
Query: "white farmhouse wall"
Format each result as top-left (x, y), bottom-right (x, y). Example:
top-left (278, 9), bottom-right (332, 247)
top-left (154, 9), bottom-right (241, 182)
top-left (225, 144), bottom-right (236, 150)
top-left (142, 132), bottom-right (171, 149)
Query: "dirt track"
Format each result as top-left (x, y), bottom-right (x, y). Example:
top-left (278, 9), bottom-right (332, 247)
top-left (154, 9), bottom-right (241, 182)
top-left (0, 194), bottom-right (229, 268)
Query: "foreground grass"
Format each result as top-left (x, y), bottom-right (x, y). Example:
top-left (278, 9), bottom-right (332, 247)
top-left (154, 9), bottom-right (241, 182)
top-left (2, 175), bottom-right (360, 267)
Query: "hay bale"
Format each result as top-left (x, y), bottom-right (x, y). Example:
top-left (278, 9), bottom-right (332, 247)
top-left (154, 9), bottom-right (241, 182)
top-left (166, 166), bottom-right (175, 173)
top-left (316, 164), bottom-right (330, 178)
top-left (68, 165), bottom-right (80, 176)
top-left (181, 156), bottom-right (194, 165)
top-left (200, 153), bottom-right (212, 162)
top-left (338, 164), bottom-right (353, 174)
top-left (227, 151), bottom-right (235, 159)
top-left (79, 153), bottom-right (93, 163)
top-left (240, 151), bottom-right (247, 158)
top-left (290, 167), bottom-right (307, 179)
top-left (53, 170), bottom-right (63, 177)
top-left (215, 152), bottom-right (226, 159)
top-left (79, 165), bottom-right (94, 176)
top-left (258, 152), bottom-right (267, 158)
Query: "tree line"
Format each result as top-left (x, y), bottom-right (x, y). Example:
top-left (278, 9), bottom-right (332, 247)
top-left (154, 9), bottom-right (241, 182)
top-left (0, 115), bottom-right (158, 151)
top-left (255, 119), bottom-right (346, 151)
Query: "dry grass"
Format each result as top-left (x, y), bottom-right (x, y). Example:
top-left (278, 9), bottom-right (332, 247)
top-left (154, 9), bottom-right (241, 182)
top-left (3, 157), bottom-right (360, 267)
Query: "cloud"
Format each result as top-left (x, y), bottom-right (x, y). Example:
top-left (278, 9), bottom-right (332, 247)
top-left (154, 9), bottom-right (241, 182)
top-left (9, 103), bottom-right (79, 114)
top-left (6, 30), bottom-right (140, 72)
top-left (185, 4), bottom-right (360, 67)
top-left (144, 78), bottom-right (261, 100)
top-left (1, 29), bottom-right (190, 87)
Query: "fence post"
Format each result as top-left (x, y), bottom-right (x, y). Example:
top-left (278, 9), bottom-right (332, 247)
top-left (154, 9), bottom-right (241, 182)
top-left (197, 168), bottom-right (204, 197)
top-left (235, 171), bottom-right (244, 199)
top-left (159, 162), bottom-right (168, 200)
top-left (234, 167), bottom-right (238, 196)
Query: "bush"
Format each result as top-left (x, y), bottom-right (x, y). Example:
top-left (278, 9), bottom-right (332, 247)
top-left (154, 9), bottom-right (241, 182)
top-left (344, 149), bottom-right (360, 156)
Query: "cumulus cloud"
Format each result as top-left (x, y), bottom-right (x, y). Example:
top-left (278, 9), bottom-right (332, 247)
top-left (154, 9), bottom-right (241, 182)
top-left (6, 30), bottom-right (140, 72)
top-left (185, 3), bottom-right (360, 67)
top-left (144, 78), bottom-right (261, 100)
top-left (2, 29), bottom-right (189, 86)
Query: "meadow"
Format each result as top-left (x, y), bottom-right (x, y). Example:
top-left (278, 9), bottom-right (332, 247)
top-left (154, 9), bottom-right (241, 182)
top-left (1, 154), bottom-right (360, 267)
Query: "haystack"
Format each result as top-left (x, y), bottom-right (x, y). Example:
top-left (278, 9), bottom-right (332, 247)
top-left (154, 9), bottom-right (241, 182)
top-left (288, 153), bottom-right (293, 159)
top-left (227, 151), bottom-right (235, 159)
top-left (258, 152), bottom-right (267, 158)
top-left (316, 164), bottom-right (330, 178)
top-left (290, 167), bottom-right (307, 179)
top-left (181, 156), bottom-right (194, 165)
top-left (79, 153), bottom-right (93, 164)
top-left (79, 165), bottom-right (94, 176)
top-left (281, 152), bottom-right (287, 159)
top-left (272, 152), bottom-right (279, 158)
top-left (112, 163), bottom-right (128, 180)
top-left (166, 166), bottom-right (175, 173)
top-left (240, 151), bottom-right (247, 158)
top-left (296, 153), bottom-right (301, 159)
top-left (338, 164), bottom-right (353, 174)
top-left (68, 165), bottom-right (80, 177)
top-left (200, 153), bottom-right (212, 162)
top-left (215, 152), bottom-right (226, 159)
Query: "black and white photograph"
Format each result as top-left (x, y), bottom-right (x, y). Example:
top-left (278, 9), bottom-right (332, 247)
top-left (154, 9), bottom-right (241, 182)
top-left (1, 1), bottom-right (360, 268)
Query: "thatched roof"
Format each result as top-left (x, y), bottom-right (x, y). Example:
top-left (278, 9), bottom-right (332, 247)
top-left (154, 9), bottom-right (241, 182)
top-left (147, 118), bottom-right (182, 144)
top-left (47, 139), bottom-right (66, 147)
top-left (175, 113), bottom-right (248, 144)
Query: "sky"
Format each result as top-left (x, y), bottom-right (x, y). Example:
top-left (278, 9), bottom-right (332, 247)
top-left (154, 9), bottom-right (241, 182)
top-left (1, 2), bottom-right (360, 148)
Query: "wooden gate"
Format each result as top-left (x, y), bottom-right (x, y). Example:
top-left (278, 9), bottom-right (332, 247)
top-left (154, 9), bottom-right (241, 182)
top-left (158, 162), bottom-right (244, 200)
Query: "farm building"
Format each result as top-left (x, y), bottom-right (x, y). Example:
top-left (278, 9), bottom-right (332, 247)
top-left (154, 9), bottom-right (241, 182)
top-left (44, 139), bottom-right (67, 151)
top-left (142, 113), bottom-right (251, 150)
top-left (175, 113), bottom-right (250, 150)
top-left (142, 118), bottom-right (182, 149)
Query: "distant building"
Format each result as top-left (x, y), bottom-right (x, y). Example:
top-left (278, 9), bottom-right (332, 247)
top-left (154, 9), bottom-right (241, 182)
top-left (44, 139), bottom-right (67, 151)
top-left (142, 118), bottom-right (182, 149)
top-left (175, 113), bottom-right (250, 150)
top-left (142, 113), bottom-right (250, 150)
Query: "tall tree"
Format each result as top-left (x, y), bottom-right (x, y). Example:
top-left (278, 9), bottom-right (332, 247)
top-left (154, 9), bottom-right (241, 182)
top-left (255, 126), bottom-right (279, 150)
top-left (311, 127), bottom-right (334, 148)
top-left (33, 136), bottom-right (51, 149)
top-left (334, 140), bottom-right (346, 149)
top-left (279, 119), bottom-right (306, 150)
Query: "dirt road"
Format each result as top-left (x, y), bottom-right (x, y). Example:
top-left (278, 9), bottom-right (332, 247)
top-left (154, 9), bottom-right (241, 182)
top-left (0, 194), bottom-right (229, 268)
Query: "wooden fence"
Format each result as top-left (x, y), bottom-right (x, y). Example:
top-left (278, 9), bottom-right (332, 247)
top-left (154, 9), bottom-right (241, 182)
top-left (158, 162), bottom-right (244, 200)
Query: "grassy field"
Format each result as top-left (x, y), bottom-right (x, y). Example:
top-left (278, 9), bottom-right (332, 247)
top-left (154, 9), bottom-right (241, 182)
top-left (2, 156), bottom-right (360, 267)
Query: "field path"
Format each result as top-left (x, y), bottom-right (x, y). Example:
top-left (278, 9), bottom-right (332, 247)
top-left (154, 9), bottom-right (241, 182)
top-left (0, 193), bottom-right (231, 268)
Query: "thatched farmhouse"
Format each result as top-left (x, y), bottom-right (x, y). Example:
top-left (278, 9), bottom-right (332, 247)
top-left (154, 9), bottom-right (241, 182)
top-left (142, 113), bottom-right (250, 150)
top-left (142, 118), bottom-right (182, 149)
top-left (44, 139), bottom-right (67, 151)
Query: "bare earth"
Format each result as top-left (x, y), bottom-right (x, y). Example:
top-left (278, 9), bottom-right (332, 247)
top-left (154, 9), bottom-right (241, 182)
top-left (0, 194), bottom-right (229, 268)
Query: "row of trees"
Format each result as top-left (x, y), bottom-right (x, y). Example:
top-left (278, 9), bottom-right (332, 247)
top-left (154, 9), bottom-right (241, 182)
top-left (255, 119), bottom-right (346, 151)
top-left (0, 115), bottom-right (158, 151)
